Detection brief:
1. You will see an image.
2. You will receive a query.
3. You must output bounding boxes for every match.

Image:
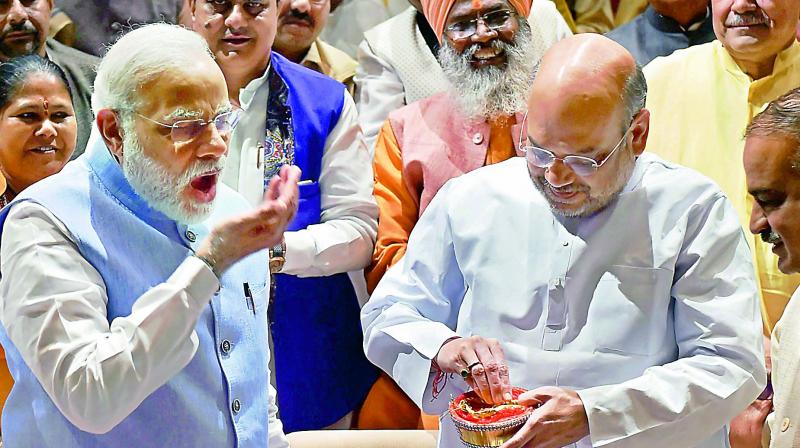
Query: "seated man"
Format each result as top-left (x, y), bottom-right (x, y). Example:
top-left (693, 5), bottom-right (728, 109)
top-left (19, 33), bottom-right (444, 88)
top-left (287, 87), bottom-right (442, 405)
top-left (189, 0), bottom-right (379, 432)
top-left (273, 0), bottom-right (358, 94)
top-left (606, 0), bottom-right (715, 65)
top-left (0, 23), bottom-right (298, 447)
top-left (644, 0), bottom-right (800, 333)
top-left (362, 34), bottom-right (765, 448)
top-left (1, 0), bottom-right (98, 157)
top-left (733, 87), bottom-right (800, 447)
top-left (355, 0), bottom-right (571, 151)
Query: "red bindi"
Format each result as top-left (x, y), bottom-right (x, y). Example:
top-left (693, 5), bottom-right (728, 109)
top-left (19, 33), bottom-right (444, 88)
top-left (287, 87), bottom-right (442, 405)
top-left (42, 99), bottom-right (49, 112)
top-left (471, 0), bottom-right (482, 10)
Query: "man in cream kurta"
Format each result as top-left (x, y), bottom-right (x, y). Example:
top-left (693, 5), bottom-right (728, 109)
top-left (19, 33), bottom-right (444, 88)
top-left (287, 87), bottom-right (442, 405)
top-left (644, 0), bottom-right (800, 333)
top-left (363, 34), bottom-right (765, 448)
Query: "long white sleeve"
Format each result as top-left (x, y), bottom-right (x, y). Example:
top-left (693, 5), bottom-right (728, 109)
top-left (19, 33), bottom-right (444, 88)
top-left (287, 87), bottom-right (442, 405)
top-left (354, 38), bottom-right (407, 154)
top-left (0, 202), bottom-right (218, 434)
top-left (282, 91), bottom-right (378, 277)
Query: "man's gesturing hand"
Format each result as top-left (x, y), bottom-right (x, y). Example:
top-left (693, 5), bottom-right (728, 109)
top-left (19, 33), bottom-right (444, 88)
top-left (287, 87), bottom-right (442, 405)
top-left (196, 165), bottom-right (301, 276)
top-left (435, 336), bottom-right (511, 405)
top-left (500, 387), bottom-right (590, 448)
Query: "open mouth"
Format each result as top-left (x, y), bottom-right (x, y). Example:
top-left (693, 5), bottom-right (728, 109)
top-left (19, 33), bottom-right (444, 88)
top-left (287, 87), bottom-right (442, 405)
top-left (189, 171), bottom-right (219, 203)
top-left (222, 35), bottom-right (251, 46)
top-left (29, 146), bottom-right (58, 154)
top-left (471, 47), bottom-right (505, 65)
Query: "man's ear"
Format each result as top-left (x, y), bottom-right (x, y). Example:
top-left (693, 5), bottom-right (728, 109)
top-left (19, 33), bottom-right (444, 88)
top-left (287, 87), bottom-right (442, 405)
top-left (630, 108), bottom-right (650, 157)
top-left (96, 109), bottom-right (125, 162)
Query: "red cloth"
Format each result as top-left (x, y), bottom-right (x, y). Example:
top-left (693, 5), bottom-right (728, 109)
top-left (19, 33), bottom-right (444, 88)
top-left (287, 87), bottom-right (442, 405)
top-left (421, 0), bottom-right (533, 41)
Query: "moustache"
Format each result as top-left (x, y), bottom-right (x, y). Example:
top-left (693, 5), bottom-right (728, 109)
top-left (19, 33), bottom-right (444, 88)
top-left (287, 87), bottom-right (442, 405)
top-left (725, 10), bottom-right (770, 27)
top-left (536, 176), bottom-right (589, 195)
top-left (1, 20), bottom-right (37, 39)
top-left (284, 10), bottom-right (314, 26)
top-left (761, 229), bottom-right (782, 244)
top-left (462, 39), bottom-right (507, 59)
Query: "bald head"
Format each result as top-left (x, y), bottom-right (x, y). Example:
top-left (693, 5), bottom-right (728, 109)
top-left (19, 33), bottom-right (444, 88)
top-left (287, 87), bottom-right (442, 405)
top-left (529, 34), bottom-right (643, 132)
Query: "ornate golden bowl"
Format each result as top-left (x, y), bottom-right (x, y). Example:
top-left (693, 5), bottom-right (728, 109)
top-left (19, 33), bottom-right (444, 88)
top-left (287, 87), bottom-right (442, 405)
top-left (449, 388), bottom-right (532, 448)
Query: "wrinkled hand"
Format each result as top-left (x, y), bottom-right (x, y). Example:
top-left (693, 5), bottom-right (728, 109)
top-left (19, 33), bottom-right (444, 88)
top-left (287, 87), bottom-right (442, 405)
top-left (197, 165), bottom-right (301, 276)
top-left (435, 335), bottom-right (511, 405)
top-left (501, 387), bottom-right (589, 448)
top-left (729, 398), bottom-right (772, 448)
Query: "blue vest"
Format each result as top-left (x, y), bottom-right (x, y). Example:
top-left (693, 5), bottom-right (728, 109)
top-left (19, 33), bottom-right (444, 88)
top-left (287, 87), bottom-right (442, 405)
top-left (269, 54), bottom-right (378, 431)
top-left (0, 138), bottom-right (272, 447)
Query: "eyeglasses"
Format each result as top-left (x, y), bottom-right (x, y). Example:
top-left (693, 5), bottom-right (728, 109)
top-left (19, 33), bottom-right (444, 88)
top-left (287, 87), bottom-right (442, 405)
top-left (204, 0), bottom-right (269, 16)
top-left (445, 9), bottom-right (514, 41)
top-left (135, 109), bottom-right (243, 143)
top-left (520, 112), bottom-right (634, 177)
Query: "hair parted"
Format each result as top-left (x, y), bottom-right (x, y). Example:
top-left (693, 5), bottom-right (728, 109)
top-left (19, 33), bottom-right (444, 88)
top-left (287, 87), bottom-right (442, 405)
top-left (0, 54), bottom-right (72, 110)
top-left (746, 87), bottom-right (800, 172)
top-left (92, 23), bottom-right (214, 116)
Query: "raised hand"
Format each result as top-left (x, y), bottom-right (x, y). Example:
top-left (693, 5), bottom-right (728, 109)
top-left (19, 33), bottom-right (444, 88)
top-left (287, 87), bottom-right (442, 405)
top-left (196, 165), bottom-right (301, 276)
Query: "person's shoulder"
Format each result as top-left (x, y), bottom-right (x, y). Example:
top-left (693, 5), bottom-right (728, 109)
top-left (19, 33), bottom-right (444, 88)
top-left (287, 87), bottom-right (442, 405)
top-left (388, 92), bottom-right (449, 120)
top-left (637, 152), bottom-right (728, 201)
top-left (316, 39), bottom-right (358, 79)
top-left (45, 38), bottom-right (99, 83)
top-left (273, 51), bottom-right (344, 90)
top-left (605, 12), bottom-right (642, 43)
top-left (644, 40), bottom-right (717, 78)
top-left (364, 6), bottom-right (416, 40)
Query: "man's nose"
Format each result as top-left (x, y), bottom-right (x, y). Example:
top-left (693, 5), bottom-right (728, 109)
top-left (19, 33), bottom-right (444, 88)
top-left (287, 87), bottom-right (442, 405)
top-left (6, 0), bottom-right (29, 25)
top-left (470, 18), bottom-right (497, 44)
top-left (749, 201), bottom-right (769, 235)
top-left (544, 160), bottom-right (575, 188)
top-left (730, 0), bottom-right (758, 14)
top-left (289, 0), bottom-right (311, 14)
top-left (224, 3), bottom-right (248, 30)
top-left (195, 124), bottom-right (228, 160)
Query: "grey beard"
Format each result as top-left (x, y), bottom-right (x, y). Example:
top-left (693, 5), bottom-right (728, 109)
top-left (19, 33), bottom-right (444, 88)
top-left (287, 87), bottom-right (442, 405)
top-left (438, 18), bottom-right (536, 120)
top-left (120, 115), bottom-right (225, 224)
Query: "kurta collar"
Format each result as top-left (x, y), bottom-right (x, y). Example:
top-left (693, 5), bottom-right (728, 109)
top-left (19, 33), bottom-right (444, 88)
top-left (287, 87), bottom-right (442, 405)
top-left (301, 39), bottom-right (331, 77)
top-left (239, 60), bottom-right (273, 112)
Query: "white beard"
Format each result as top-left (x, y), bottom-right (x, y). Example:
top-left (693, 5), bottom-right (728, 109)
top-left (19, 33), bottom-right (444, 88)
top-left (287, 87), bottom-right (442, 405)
top-left (120, 117), bottom-right (226, 224)
top-left (438, 18), bottom-right (536, 120)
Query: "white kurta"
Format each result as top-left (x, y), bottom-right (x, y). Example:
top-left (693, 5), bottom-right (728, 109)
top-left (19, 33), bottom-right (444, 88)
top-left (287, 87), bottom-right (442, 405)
top-left (362, 154), bottom-right (765, 447)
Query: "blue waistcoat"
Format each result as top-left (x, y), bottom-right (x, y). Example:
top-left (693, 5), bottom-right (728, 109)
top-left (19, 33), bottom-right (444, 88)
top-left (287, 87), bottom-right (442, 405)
top-left (268, 54), bottom-right (378, 431)
top-left (0, 138), bottom-right (272, 447)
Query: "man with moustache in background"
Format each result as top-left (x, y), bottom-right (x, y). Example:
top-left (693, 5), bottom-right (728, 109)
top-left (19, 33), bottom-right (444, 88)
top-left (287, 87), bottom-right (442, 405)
top-left (272, 0), bottom-right (357, 94)
top-left (0, 0), bottom-right (96, 156)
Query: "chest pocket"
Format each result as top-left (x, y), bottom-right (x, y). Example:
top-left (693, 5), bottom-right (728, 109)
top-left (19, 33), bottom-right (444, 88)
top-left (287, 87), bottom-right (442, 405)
top-left (589, 265), bottom-right (673, 356)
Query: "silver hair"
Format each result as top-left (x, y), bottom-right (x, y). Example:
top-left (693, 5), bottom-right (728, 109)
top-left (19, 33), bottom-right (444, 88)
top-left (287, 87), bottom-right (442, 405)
top-left (746, 87), bottom-right (800, 173)
top-left (621, 63), bottom-right (647, 131)
top-left (91, 23), bottom-right (214, 116)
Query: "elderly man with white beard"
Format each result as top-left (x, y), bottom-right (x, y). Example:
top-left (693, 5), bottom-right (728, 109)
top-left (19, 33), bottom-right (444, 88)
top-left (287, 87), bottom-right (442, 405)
top-left (0, 23), bottom-right (298, 447)
top-left (366, 0), bottom-right (537, 292)
top-left (363, 34), bottom-right (766, 448)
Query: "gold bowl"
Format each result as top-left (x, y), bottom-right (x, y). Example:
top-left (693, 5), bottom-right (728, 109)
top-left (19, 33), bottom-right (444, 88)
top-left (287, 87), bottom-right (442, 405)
top-left (449, 388), bottom-right (532, 448)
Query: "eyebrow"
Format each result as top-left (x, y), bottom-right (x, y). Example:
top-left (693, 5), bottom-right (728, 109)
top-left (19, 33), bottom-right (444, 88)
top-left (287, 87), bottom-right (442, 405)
top-left (163, 107), bottom-right (203, 121)
top-left (449, 3), bottom-right (507, 21)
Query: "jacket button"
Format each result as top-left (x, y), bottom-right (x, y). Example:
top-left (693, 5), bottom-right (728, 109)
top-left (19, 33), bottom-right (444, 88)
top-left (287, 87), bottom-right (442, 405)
top-left (220, 340), bottom-right (231, 354)
top-left (185, 230), bottom-right (197, 242)
top-left (232, 399), bottom-right (241, 414)
top-left (782, 417), bottom-right (791, 432)
top-left (472, 133), bottom-right (484, 145)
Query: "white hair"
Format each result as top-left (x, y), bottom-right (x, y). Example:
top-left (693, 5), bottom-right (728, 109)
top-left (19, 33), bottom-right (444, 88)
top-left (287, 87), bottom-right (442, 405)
top-left (92, 23), bottom-right (214, 115)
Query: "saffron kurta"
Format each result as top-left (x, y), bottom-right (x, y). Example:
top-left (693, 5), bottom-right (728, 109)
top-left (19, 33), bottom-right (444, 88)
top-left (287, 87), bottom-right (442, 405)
top-left (366, 92), bottom-right (524, 293)
top-left (644, 40), bottom-right (800, 333)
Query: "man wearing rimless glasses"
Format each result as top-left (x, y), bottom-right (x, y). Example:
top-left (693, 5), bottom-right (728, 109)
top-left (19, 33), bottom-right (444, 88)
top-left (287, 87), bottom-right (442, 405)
top-left (364, 34), bottom-right (765, 448)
